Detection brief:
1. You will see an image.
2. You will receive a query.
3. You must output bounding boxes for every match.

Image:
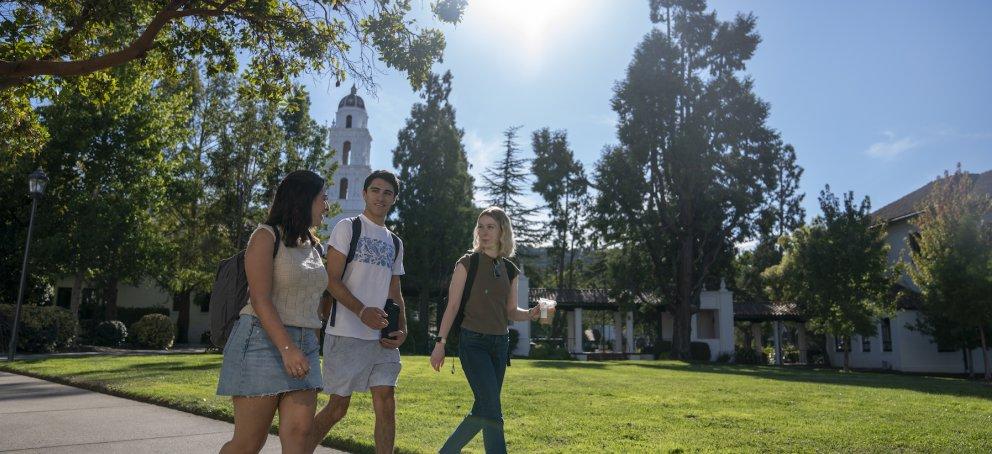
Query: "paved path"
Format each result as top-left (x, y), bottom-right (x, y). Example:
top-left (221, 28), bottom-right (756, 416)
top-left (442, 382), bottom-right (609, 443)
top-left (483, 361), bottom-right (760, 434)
top-left (0, 371), bottom-right (345, 453)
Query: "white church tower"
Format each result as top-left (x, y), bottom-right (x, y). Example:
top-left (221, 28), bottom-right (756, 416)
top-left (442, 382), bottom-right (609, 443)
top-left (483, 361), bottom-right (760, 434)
top-left (324, 85), bottom-right (372, 233)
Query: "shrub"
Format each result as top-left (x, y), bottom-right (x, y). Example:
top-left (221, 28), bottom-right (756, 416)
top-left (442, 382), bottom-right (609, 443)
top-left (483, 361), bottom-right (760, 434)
top-left (130, 314), bottom-right (175, 349)
top-left (399, 316), bottom-right (427, 355)
top-left (647, 340), bottom-right (672, 356)
top-left (94, 320), bottom-right (128, 347)
top-left (734, 347), bottom-right (767, 365)
top-left (528, 342), bottom-right (572, 360)
top-left (0, 304), bottom-right (78, 353)
top-left (716, 352), bottom-right (733, 363)
top-left (690, 341), bottom-right (711, 361)
top-left (116, 306), bottom-right (170, 328)
top-left (508, 328), bottom-right (520, 355)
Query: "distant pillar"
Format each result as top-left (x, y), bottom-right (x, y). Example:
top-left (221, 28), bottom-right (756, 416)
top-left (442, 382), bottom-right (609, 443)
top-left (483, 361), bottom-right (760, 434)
top-left (574, 308), bottom-right (584, 353)
top-left (566, 311), bottom-right (575, 353)
top-left (751, 323), bottom-right (763, 352)
top-left (613, 312), bottom-right (624, 353)
top-left (774, 320), bottom-right (783, 366)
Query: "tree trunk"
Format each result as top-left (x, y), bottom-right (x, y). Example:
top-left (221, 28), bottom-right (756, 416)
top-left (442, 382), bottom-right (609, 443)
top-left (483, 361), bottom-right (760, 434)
top-left (70, 269), bottom-right (84, 319)
top-left (174, 291), bottom-right (191, 344)
top-left (843, 337), bottom-right (851, 372)
top-left (963, 348), bottom-right (974, 378)
top-left (980, 326), bottom-right (990, 381)
top-left (670, 236), bottom-right (694, 360)
top-left (103, 278), bottom-right (119, 321)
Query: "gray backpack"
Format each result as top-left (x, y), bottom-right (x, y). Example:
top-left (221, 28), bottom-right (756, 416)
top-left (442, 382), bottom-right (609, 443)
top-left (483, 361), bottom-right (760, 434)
top-left (208, 225), bottom-right (280, 348)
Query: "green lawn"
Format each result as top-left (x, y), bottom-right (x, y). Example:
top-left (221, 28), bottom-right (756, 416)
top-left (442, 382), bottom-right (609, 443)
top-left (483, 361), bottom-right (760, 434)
top-left (3, 355), bottom-right (992, 453)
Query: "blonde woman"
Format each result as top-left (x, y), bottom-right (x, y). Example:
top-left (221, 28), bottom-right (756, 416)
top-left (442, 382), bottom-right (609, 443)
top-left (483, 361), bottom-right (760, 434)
top-left (430, 206), bottom-right (553, 453)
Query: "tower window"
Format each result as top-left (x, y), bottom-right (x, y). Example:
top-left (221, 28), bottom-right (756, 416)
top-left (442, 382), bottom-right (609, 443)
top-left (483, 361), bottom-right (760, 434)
top-left (342, 141), bottom-right (351, 166)
top-left (346, 115), bottom-right (352, 128)
top-left (339, 178), bottom-right (349, 199)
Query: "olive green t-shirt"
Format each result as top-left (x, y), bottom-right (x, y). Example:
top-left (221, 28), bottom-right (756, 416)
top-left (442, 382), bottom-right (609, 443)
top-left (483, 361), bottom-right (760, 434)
top-left (457, 253), bottom-right (520, 335)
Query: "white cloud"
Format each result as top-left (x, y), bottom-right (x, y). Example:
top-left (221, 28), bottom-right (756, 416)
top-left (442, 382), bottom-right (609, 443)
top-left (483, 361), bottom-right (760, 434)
top-left (865, 133), bottom-right (920, 160)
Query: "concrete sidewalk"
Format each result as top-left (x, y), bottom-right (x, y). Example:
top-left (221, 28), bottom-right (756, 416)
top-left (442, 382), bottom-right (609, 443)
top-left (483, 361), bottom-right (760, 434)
top-left (0, 371), bottom-right (345, 453)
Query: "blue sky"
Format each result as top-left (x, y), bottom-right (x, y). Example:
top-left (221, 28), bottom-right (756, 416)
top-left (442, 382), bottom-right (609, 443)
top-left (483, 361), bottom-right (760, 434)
top-left (298, 0), bottom-right (992, 220)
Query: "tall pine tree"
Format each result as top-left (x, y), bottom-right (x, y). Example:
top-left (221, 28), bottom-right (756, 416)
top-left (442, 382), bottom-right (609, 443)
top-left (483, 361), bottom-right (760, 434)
top-left (392, 71), bottom-right (476, 353)
top-left (480, 125), bottom-right (541, 249)
top-left (532, 128), bottom-right (589, 290)
top-left (593, 0), bottom-right (782, 359)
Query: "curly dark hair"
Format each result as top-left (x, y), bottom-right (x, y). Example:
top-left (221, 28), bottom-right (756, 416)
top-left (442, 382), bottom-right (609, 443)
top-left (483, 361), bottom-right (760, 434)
top-left (265, 170), bottom-right (325, 247)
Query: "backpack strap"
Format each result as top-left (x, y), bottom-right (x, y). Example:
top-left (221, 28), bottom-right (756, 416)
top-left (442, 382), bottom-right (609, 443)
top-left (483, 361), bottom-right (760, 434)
top-left (455, 252), bottom-right (480, 328)
top-left (504, 258), bottom-right (518, 282)
top-left (328, 217), bottom-right (363, 327)
top-left (390, 233), bottom-right (401, 265)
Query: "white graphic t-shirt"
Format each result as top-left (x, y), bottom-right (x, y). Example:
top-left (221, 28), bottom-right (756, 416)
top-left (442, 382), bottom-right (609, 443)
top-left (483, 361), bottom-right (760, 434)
top-left (325, 214), bottom-right (404, 340)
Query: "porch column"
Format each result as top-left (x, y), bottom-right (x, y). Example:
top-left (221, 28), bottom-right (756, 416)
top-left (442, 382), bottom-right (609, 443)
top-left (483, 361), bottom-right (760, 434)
top-left (613, 312), bottom-right (624, 353)
top-left (573, 308), bottom-right (584, 353)
top-left (750, 323), bottom-right (763, 352)
top-left (625, 311), bottom-right (635, 354)
top-left (773, 320), bottom-right (783, 366)
top-left (797, 323), bottom-right (808, 364)
top-left (566, 310), bottom-right (575, 353)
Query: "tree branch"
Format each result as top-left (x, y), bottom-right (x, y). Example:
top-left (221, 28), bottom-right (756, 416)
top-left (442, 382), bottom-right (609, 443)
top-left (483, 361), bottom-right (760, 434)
top-left (0, 0), bottom-right (239, 90)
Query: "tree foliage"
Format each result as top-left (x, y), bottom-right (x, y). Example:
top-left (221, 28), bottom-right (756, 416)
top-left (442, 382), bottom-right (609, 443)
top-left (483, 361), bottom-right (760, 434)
top-left (592, 0), bottom-right (780, 359)
top-left (0, 0), bottom-right (466, 92)
top-left (531, 127), bottom-right (589, 289)
top-left (764, 186), bottom-right (897, 371)
top-left (392, 71), bottom-right (476, 353)
top-left (907, 166), bottom-right (992, 380)
top-left (479, 125), bottom-right (542, 248)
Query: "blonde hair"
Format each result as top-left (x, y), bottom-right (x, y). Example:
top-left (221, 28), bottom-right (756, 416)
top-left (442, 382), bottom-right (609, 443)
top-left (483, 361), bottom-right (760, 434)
top-left (472, 206), bottom-right (516, 258)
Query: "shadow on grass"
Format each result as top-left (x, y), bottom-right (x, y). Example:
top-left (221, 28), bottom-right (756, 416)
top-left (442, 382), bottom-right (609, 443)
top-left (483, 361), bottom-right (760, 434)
top-left (617, 361), bottom-right (992, 401)
top-left (528, 360), bottom-right (607, 369)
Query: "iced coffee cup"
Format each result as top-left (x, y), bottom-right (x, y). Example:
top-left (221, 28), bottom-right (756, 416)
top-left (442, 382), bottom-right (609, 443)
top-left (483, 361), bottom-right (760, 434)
top-left (538, 298), bottom-right (556, 325)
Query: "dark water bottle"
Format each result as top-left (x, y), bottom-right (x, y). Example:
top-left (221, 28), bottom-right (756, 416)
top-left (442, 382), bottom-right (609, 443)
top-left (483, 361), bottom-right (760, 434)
top-left (381, 299), bottom-right (400, 340)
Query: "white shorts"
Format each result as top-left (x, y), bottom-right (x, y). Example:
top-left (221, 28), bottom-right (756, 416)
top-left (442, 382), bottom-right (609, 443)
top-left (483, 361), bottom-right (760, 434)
top-left (321, 334), bottom-right (401, 396)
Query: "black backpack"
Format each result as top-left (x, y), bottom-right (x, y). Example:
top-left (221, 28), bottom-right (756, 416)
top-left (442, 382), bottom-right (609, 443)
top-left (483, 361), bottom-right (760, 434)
top-left (326, 216), bottom-right (401, 327)
top-left (209, 225), bottom-right (280, 348)
top-left (209, 226), bottom-right (325, 348)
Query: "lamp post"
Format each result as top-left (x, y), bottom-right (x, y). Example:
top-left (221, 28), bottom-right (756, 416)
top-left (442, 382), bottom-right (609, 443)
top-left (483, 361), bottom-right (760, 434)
top-left (7, 168), bottom-right (48, 361)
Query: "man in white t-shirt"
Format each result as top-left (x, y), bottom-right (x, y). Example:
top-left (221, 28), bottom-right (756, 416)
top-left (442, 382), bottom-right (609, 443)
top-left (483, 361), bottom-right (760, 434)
top-left (309, 170), bottom-right (407, 453)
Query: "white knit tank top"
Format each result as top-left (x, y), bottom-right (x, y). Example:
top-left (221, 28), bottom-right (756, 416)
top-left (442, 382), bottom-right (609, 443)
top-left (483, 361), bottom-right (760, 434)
top-left (240, 224), bottom-right (328, 328)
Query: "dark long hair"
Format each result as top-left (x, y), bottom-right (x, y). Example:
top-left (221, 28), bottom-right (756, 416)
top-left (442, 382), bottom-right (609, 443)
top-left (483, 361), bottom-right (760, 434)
top-left (265, 170), bottom-right (325, 247)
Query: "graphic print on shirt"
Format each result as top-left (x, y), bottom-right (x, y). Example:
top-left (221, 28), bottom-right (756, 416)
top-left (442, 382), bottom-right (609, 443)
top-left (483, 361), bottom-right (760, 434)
top-left (354, 236), bottom-right (395, 268)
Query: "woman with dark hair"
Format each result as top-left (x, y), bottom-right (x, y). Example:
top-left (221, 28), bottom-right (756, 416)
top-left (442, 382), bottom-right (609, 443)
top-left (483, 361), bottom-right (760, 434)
top-left (217, 170), bottom-right (329, 454)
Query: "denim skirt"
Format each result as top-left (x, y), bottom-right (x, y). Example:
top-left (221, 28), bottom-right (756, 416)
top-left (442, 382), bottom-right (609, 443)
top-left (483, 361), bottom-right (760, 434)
top-left (216, 314), bottom-right (322, 396)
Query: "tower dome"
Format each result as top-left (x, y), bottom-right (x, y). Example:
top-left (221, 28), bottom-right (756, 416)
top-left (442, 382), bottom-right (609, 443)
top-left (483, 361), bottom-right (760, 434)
top-left (338, 85), bottom-right (365, 109)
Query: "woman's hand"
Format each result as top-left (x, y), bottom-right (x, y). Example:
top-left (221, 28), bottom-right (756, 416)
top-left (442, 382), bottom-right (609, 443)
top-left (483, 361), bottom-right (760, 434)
top-left (281, 344), bottom-right (310, 379)
top-left (429, 342), bottom-right (446, 372)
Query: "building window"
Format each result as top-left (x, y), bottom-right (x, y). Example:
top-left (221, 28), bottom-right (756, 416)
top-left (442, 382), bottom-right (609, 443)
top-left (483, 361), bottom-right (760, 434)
top-left (881, 318), bottom-right (892, 352)
top-left (339, 178), bottom-right (349, 199)
top-left (862, 335), bottom-right (871, 352)
top-left (346, 115), bottom-right (352, 128)
top-left (342, 141), bottom-right (351, 165)
top-left (56, 287), bottom-right (72, 309)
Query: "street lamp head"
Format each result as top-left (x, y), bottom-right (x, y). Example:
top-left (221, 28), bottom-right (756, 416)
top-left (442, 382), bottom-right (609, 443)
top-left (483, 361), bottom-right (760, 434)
top-left (28, 168), bottom-right (48, 197)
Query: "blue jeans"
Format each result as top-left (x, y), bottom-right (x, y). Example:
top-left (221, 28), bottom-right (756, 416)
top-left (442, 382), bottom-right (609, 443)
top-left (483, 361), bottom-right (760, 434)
top-left (439, 328), bottom-right (508, 454)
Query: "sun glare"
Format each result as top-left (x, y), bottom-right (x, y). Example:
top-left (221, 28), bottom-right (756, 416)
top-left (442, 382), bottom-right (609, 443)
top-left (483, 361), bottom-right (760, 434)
top-left (465, 0), bottom-right (593, 73)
